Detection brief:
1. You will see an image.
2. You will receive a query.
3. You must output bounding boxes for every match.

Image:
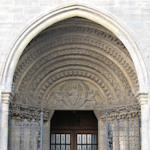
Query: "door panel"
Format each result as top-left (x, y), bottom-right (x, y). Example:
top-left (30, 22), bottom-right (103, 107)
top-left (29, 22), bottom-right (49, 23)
top-left (50, 111), bottom-right (98, 150)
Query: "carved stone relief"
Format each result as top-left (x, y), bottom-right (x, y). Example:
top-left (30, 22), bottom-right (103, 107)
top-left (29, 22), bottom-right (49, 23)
top-left (14, 39), bottom-right (138, 92)
top-left (9, 102), bottom-right (50, 121)
top-left (44, 80), bottom-right (103, 109)
top-left (13, 18), bottom-right (138, 92)
top-left (12, 17), bottom-right (139, 111)
top-left (94, 103), bottom-right (140, 121)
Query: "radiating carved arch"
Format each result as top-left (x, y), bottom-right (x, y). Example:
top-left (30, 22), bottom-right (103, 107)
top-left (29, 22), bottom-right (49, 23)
top-left (15, 47), bottom-right (134, 93)
top-left (9, 16), bottom-right (138, 110)
top-left (13, 32), bottom-right (138, 94)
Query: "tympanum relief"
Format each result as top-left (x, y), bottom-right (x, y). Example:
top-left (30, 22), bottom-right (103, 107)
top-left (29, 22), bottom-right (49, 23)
top-left (44, 80), bottom-right (103, 109)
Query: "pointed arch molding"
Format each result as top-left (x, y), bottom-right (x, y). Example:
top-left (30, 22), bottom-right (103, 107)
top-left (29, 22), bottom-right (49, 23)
top-left (1, 4), bottom-right (149, 93)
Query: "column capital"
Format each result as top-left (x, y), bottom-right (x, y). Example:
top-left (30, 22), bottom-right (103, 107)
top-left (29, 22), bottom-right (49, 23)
top-left (1, 92), bottom-right (11, 104)
top-left (137, 93), bottom-right (148, 105)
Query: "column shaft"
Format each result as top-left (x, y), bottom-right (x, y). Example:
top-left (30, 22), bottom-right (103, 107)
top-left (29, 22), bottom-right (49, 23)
top-left (141, 104), bottom-right (149, 150)
top-left (1, 93), bottom-right (11, 150)
top-left (138, 94), bottom-right (149, 150)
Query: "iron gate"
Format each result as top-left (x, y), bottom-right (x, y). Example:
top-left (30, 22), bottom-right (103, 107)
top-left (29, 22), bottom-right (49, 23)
top-left (9, 118), bottom-right (41, 150)
top-left (8, 102), bottom-right (50, 150)
top-left (105, 105), bottom-right (141, 150)
top-left (8, 102), bottom-right (141, 150)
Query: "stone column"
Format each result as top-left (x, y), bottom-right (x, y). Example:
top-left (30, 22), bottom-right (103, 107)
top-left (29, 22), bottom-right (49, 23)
top-left (138, 93), bottom-right (149, 150)
top-left (0, 92), bottom-right (11, 150)
top-left (94, 110), bottom-right (106, 150)
top-left (43, 110), bottom-right (54, 150)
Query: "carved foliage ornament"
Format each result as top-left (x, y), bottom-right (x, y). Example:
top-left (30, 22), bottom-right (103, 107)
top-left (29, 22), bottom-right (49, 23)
top-left (95, 103), bottom-right (141, 121)
top-left (9, 102), bottom-right (50, 121)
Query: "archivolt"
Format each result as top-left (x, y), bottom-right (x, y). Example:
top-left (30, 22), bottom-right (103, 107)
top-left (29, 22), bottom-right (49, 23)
top-left (12, 17), bottom-right (138, 109)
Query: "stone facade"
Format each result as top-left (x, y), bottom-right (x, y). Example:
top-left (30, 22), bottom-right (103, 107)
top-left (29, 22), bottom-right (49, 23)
top-left (0, 1), bottom-right (150, 150)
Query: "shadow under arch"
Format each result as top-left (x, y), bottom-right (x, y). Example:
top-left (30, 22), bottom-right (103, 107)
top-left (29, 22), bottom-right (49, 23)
top-left (1, 4), bottom-right (149, 94)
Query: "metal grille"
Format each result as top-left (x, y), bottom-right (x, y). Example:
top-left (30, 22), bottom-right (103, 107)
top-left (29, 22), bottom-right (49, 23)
top-left (8, 102), bottom-right (141, 150)
top-left (9, 119), bottom-right (41, 150)
top-left (106, 113), bottom-right (141, 150)
top-left (8, 102), bottom-right (44, 150)
top-left (108, 118), bottom-right (140, 150)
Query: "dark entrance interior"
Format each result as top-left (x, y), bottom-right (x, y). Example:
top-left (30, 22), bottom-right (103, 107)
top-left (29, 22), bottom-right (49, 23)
top-left (50, 111), bottom-right (98, 150)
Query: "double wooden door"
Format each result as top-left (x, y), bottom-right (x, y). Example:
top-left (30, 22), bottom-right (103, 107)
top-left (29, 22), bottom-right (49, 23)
top-left (50, 111), bottom-right (98, 150)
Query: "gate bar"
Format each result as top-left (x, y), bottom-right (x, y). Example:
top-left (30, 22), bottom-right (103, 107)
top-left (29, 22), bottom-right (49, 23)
top-left (40, 109), bottom-right (44, 150)
top-left (106, 111), bottom-right (109, 150)
top-left (138, 113), bottom-right (141, 150)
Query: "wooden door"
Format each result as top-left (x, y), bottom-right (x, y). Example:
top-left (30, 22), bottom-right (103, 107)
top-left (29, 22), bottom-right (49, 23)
top-left (50, 111), bottom-right (98, 150)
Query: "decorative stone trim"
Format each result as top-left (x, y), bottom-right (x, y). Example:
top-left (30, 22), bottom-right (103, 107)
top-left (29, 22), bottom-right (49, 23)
top-left (1, 92), bottom-right (11, 104)
top-left (137, 93), bottom-right (148, 105)
top-left (14, 31), bottom-right (138, 92)
top-left (9, 102), bottom-right (50, 121)
top-left (94, 103), bottom-right (140, 121)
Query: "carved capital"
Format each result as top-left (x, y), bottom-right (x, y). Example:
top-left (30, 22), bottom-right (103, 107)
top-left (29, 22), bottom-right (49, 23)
top-left (137, 93), bottom-right (148, 105)
top-left (1, 92), bottom-right (11, 104)
top-left (94, 103), bottom-right (140, 121)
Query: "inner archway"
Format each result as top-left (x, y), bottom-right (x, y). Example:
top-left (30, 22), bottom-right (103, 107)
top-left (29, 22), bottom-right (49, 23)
top-left (8, 17), bottom-right (141, 150)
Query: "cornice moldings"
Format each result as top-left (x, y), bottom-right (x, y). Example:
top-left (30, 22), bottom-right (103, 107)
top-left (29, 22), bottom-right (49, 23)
top-left (137, 93), bottom-right (148, 105)
top-left (1, 92), bottom-right (12, 104)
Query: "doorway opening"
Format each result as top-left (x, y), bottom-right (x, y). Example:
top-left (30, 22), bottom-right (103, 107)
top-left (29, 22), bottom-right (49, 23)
top-left (50, 111), bottom-right (98, 150)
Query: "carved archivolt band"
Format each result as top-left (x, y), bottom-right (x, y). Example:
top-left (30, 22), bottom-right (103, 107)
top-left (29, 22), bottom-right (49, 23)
top-left (14, 37), bottom-right (137, 91)
top-left (12, 17), bottom-right (139, 109)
